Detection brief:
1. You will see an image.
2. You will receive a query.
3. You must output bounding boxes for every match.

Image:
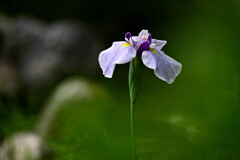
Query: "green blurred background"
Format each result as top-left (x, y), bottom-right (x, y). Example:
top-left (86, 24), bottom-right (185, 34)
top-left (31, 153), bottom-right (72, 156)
top-left (0, 0), bottom-right (240, 159)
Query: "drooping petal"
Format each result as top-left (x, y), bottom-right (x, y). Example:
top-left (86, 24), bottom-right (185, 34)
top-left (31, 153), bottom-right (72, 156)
top-left (142, 50), bottom-right (157, 69)
top-left (99, 42), bottom-right (124, 78)
top-left (114, 44), bottom-right (136, 64)
top-left (152, 39), bottom-right (167, 51)
top-left (142, 50), bottom-right (182, 84)
top-left (98, 41), bottom-right (136, 78)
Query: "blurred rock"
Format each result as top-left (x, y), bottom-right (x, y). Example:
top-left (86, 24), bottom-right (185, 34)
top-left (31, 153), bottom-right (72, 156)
top-left (36, 76), bottom-right (109, 138)
top-left (0, 132), bottom-right (52, 160)
top-left (33, 77), bottom-right (111, 160)
top-left (0, 15), bottom-right (101, 107)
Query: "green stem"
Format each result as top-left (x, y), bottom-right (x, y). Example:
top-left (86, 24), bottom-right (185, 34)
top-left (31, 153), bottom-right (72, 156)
top-left (130, 100), bottom-right (136, 160)
top-left (129, 58), bottom-right (142, 160)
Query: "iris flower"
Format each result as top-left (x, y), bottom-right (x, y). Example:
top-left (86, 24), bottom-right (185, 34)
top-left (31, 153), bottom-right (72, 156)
top-left (98, 30), bottom-right (182, 84)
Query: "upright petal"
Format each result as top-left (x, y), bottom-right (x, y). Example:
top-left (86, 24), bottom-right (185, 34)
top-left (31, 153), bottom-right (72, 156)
top-left (138, 30), bottom-right (149, 39)
top-left (152, 39), bottom-right (167, 51)
top-left (125, 32), bottom-right (132, 40)
top-left (137, 30), bottom-right (149, 46)
top-left (142, 50), bottom-right (182, 84)
top-left (147, 33), bottom-right (152, 44)
top-left (98, 41), bottom-right (136, 78)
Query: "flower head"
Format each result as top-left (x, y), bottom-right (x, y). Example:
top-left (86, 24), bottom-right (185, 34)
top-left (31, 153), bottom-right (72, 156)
top-left (98, 30), bottom-right (182, 84)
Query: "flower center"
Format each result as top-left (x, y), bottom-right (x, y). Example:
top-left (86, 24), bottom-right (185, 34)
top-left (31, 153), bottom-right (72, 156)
top-left (125, 31), bottom-right (156, 56)
top-left (137, 33), bottom-right (152, 55)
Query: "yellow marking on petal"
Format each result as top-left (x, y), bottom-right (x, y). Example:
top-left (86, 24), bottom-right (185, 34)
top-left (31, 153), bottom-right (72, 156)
top-left (121, 42), bottom-right (131, 48)
top-left (150, 48), bottom-right (158, 55)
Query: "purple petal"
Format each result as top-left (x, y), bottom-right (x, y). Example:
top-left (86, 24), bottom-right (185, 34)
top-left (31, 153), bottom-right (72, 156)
top-left (138, 40), bottom-right (150, 55)
top-left (147, 33), bottom-right (152, 44)
top-left (98, 41), bottom-right (136, 78)
top-left (125, 32), bottom-right (132, 40)
top-left (152, 39), bottom-right (167, 51)
top-left (142, 50), bottom-right (182, 84)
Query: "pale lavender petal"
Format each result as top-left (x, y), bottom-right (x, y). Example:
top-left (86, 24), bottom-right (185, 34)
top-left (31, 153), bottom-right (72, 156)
top-left (152, 39), bottom-right (167, 51)
top-left (142, 50), bottom-right (182, 84)
top-left (138, 30), bottom-right (149, 39)
top-left (137, 30), bottom-right (149, 46)
top-left (154, 51), bottom-right (182, 84)
top-left (132, 36), bottom-right (138, 44)
top-left (142, 50), bottom-right (157, 69)
top-left (98, 41), bottom-right (125, 78)
top-left (98, 41), bottom-right (137, 78)
top-left (114, 45), bottom-right (136, 64)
